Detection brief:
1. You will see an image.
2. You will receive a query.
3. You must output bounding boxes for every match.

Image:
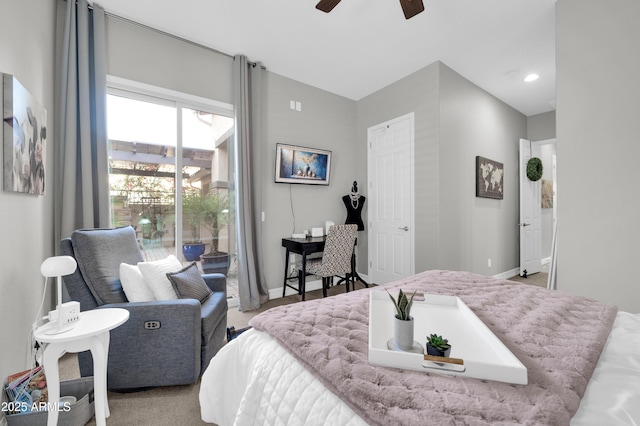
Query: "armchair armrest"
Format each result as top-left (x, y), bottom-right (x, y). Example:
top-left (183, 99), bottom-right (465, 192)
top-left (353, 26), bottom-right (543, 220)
top-left (202, 273), bottom-right (226, 297)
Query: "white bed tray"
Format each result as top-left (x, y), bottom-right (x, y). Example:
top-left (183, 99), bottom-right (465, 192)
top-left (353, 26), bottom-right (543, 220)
top-left (368, 290), bottom-right (528, 385)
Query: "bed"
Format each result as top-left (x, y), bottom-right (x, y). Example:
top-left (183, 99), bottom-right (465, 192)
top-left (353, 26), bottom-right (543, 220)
top-left (200, 270), bottom-right (640, 425)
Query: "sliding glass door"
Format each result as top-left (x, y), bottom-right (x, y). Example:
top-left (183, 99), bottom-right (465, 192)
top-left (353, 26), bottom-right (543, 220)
top-left (105, 82), bottom-right (236, 298)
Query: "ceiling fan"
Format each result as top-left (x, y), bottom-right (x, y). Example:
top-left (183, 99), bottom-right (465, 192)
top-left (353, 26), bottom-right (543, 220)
top-left (316, 0), bottom-right (425, 20)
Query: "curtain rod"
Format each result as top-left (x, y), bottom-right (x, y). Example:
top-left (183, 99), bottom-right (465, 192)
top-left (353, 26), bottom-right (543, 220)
top-left (75, 1), bottom-right (265, 69)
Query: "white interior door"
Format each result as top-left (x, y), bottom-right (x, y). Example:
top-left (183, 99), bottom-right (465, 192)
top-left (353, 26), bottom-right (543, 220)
top-left (368, 113), bottom-right (414, 284)
top-left (519, 138), bottom-right (542, 276)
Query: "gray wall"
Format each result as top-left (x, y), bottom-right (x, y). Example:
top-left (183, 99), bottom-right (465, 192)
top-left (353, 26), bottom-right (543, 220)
top-left (0, 0), bottom-right (57, 412)
top-left (262, 73), bottom-right (357, 291)
top-left (438, 64), bottom-right (525, 275)
top-left (106, 14), bottom-right (530, 287)
top-left (557, 0), bottom-right (640, 313)
top-left (357, 62), bottom-right (440, 274)
top-left (105, 16), bottom-right (358, 293)
top-left (357, 62), bottom-right (526, 276)
top-left (106, 16), bottom-right (233, 104)
top-left (527, 111), bottom-right (556, 142)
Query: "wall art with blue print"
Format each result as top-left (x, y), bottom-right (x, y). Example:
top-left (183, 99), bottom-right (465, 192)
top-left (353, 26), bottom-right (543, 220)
top-left (275, 143), bottom-right (331, 186)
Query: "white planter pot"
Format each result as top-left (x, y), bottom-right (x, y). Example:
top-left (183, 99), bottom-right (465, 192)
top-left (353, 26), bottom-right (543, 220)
top-left (393, 316), bottom-right (415, 350)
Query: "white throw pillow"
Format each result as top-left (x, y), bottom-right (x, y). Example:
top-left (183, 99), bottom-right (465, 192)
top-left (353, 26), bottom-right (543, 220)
top-left (120, 263), bottom-right (156, 302)
top-left (137, 255), bottom-right (183, 301)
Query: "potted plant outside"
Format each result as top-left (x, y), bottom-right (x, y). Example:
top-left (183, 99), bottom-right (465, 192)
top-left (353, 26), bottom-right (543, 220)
top-left (426, 334), bottom-right (451, 357)
top-left (181, 192), bottom-right (207, 261)
top-left (387, 289), bottom-right (422, 353)
top-left (200, 189), bottom-right (232, 275)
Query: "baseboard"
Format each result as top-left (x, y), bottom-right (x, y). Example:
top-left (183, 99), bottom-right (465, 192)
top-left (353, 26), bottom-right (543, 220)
top-left (227, 297), bottom-right (239, 308)
top-left (270, 278), bottom-right (324, 300)
top-left (270, 272), bottom-right (371, 300)
top-left (493, 267), bottom-right (520, 280)
top-left (495, 258), bottom-right (550, 281)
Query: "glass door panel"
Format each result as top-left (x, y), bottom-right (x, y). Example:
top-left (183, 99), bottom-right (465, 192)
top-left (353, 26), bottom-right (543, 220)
top-left (106, 86), bottom-right (236, 301)
top-left (180, 108), bottom-right (235, 292)
top-left (107, 94), bottom-right (177, 261)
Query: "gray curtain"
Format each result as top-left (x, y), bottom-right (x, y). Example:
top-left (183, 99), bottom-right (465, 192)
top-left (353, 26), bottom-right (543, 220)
top-left (55, 0), bottom-right (110, 244)
top-left (233, 55), bottom-right (269, 311)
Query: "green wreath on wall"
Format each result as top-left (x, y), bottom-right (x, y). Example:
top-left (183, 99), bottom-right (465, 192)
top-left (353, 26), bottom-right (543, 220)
top-left (526, 157), bottom-right (543, 181)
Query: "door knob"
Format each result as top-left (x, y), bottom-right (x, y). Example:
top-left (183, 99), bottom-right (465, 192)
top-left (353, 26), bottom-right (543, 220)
top-left (398, 226), bottom-right (409, 231)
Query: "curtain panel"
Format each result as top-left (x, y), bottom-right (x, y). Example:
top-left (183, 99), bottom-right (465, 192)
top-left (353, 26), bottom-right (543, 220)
top-left (233, 55), bottom-right (269, 311)
top-left (55, 0), bottom-right (110, 244)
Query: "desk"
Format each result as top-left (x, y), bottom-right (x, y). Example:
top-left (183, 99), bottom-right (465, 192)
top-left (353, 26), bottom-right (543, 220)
top-left (282, 236), bottom-right (325, 301)
top-left (34, 308), bottom-right (129, 426)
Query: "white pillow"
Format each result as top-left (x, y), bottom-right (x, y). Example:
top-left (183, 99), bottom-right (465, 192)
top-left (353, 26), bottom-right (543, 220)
top-left (137, 255), bottom-right (183, 301)
top-left (120, 263), bottom-right (156, 302)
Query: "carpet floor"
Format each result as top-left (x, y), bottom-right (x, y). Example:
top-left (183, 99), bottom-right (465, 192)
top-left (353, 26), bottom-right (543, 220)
top-left (58, 272), bottom-right (546, 425)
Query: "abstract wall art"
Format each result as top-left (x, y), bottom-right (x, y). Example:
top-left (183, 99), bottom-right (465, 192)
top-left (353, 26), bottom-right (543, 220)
top-left (3, 74), bottom-right (47, 195)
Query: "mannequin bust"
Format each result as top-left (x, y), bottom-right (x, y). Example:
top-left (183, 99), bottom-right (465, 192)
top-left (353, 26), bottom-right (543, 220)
top-left (342, 181), bottom-right (365, 231)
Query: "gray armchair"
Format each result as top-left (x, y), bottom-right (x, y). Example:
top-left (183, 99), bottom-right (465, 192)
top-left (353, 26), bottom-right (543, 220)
top-left (60, 226), bottom-right (227, 390)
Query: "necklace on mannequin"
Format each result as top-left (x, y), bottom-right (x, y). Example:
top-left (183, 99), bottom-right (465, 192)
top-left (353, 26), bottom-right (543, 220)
top-left (349, 191), bottom-right (360, 209)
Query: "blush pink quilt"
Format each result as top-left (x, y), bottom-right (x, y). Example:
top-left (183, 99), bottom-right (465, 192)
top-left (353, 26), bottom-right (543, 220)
top-left (249, 270), bottom-right (618, 425)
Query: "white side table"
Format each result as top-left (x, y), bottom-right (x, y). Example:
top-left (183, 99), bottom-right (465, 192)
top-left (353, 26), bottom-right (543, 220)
top-left (34, 308), bottom-right (129, 426)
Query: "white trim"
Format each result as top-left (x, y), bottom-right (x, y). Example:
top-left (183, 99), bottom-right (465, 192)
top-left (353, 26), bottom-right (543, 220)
top-left (270, 279), bottom-right (324, 300)
top-left (357, 273), bottom-right (370, 284)
top-left (367, 112), bottom-right (415, 283)
top-left (268, 273), bottom-right (372, 300)
top-left (493, 268), bottom-right (520, 280)
top-left (106, 75), bottom-right (233, 116)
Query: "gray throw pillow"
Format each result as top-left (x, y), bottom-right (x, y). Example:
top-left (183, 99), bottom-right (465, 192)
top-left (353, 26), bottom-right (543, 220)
top-left (166, 262), bottom-right (212, 302)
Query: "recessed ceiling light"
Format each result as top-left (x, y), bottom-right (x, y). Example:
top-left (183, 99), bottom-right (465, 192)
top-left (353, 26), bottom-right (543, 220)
top-left (524, 73), bottom-right (539, 82)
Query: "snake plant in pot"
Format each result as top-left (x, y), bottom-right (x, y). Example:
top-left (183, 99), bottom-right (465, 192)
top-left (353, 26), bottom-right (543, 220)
top-left (387, 289), bottom-right (421, 352)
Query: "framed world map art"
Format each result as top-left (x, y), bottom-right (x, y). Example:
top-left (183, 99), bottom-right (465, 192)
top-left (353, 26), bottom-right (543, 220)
top-left (476, 156), bottom-right (503, 200)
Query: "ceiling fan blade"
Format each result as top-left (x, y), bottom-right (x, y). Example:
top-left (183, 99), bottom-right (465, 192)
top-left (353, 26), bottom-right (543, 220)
top-left (399, 0), bottom-right (425, 19)
top-left (316, 0), bottom-right (342, 13)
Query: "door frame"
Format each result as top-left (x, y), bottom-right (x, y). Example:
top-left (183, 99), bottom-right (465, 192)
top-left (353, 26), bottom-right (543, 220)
top-left (519, 137), bottom-right (556, 276)
top-left (367, 112), bottom-right (415, 284)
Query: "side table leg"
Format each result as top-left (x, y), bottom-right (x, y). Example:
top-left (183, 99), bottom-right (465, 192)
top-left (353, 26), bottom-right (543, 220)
top-left (88, 333), bottom-right (110, 425)
top-left (42, 343), bottom-right (65, 426)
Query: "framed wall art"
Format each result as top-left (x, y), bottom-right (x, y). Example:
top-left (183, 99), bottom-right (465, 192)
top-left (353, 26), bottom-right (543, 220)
top-left (476, 156), bottom-right (503, 200)
top-left (3, 73), bottom-right (47, 195)
top-left (541, 179), bottom-right (553, 208)
top-left (275, 143), bottom-right (331, 186)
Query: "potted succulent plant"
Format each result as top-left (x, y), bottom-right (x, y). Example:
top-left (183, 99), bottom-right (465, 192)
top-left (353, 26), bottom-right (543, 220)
top-left (426, 334), bottom-right (451, 357)
top-left (387, 289), bottom-right (419, 351)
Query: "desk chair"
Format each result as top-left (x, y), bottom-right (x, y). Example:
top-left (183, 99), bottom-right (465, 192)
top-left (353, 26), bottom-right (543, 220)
top-left (303, 224), bottom-right (358, 297)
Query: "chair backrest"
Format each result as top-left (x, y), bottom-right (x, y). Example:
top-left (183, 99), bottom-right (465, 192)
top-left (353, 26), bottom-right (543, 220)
top-left (318, 224), bottom-right (358, 276)
top-left (61, 226), bottom-right (144, 309)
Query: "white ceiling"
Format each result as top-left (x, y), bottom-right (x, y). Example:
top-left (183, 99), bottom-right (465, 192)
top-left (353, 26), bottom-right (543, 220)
top-left (95, 0), bottom-right (557, 117)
